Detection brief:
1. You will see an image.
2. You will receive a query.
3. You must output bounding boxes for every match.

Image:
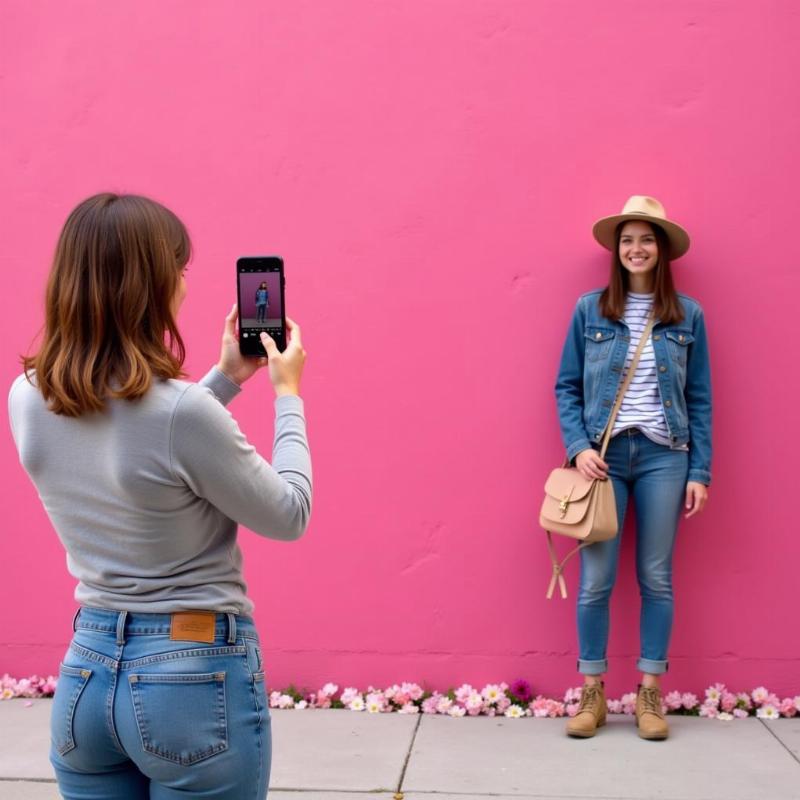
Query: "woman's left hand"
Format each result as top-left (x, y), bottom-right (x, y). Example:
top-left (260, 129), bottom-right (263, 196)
top-left (216, 304), bottom-right (267, 386)
top-left (684, 481), bottom-right (708, 518)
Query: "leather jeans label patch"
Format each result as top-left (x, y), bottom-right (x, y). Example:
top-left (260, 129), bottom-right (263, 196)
top-left (170, 611), bottom-right (216, 643)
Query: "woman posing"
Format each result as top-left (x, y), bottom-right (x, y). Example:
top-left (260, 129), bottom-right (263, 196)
top-left (555, 196), bottom-right (711, 740)
top-left (8, 193), bottom-right (312, 798)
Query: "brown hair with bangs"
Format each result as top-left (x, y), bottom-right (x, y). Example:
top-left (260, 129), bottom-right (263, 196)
top-left (599, 222), bottom-right (684, 325)
top-left (23, 193), bottom-right (191, 416)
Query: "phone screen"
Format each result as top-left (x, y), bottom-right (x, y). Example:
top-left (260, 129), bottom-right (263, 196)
top-left (237, 256), bottom-right (286, 355)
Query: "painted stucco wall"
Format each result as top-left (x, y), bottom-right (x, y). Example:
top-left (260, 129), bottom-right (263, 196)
top-left (2, 1), bottom-right (797, 698)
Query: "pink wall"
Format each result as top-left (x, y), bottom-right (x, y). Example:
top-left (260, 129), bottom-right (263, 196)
top-left (1, 2), bottom-right (798, 698)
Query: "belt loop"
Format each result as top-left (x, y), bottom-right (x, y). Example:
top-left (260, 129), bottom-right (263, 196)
top-left (116, 611), bottom-right (128, 645)
top-left (226, 613), bottom-right (237, 644)
top-left (72, 608), bottom-right (81, 632)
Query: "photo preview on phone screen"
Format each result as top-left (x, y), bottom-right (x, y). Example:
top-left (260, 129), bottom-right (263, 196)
top-left (237, 259), bottom-right (285, 354)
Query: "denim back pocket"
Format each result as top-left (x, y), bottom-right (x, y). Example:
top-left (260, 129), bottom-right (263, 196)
top-left (585, 327), bottom-right (616, 362)
top-left (52, 664), bottom-right (92, 755)
top-left (128, 672), bottom-right (228, 765)
top-left (664, 330), bottom-right (694, 366)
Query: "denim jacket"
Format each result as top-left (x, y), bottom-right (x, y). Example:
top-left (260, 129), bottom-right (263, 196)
top-left (555, 289), bottom-right (712, 485)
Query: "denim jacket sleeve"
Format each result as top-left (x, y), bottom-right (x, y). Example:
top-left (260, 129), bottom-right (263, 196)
top-left (555, 297), bottom-right (592, 461)
top-left (685, 307), bottom-right (713, 485)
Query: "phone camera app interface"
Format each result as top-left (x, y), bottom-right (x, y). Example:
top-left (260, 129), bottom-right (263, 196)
top-left (238, 264), bottom-right (283, 343)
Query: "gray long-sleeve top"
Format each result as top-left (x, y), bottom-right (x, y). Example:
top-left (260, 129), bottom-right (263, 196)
top-left (7, 367), bottom-right (312, 614)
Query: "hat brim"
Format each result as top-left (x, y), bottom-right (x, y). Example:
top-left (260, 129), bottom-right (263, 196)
top-left (592, 213), bottom-right (690, 260)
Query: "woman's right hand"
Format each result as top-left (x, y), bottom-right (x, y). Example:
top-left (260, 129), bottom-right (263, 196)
top-left (575, 448), bottom-right (608, 481)
top-left (260, 318), bottom-right (306, 397)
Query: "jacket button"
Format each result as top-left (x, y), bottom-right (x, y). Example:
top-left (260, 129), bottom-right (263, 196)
top-left (679, 334), bottom-right (685, 342)
top-left (653, 334), bottom-right (661, 341)
top-left (595, 332), bottom-right (602, 339)
top-left (659, 365), bottom-right (666, 373)
top-left (665, 399), bottom-right (672, 408)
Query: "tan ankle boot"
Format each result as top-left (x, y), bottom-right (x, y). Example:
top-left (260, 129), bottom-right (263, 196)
top-left (566, 682), bottom-right (607, 738)
top-left (635, 684), bottom-right (669, 740)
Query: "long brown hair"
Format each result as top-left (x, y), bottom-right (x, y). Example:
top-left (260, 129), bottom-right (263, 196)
top-left (23, 193), bottom-right (191, 416)
top-left (599, 222), bottom-right (684, 325)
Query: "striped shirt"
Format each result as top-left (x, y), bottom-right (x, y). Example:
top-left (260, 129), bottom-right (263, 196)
top-left (611, 292), bottom-right (681, 447)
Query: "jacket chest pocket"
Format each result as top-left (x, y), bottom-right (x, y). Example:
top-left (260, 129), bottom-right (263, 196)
top-left (664, 330), bottom-right (693, 366)
top-left (585, 328), bottom-right (616, 362)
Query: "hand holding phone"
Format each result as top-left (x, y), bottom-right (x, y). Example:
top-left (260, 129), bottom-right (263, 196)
top-left (258, 318), bottom-right (306, 396)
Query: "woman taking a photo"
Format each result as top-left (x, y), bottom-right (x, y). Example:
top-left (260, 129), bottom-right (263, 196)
top-left (555, 196), bottom-right (711, 740)
top-left (8, 193), bottom-right (312, 798)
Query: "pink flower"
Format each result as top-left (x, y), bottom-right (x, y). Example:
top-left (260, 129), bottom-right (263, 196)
top-left (422, 694), bottom-right (441, 714)
top-left (720, 692), bottom-right (737, 713)
top-left (547, 700), bottom-right (565, 718)
top-left (563, 686), bottom-right (582, 704)
top-left (321, 683), bottom-right (338, 697)
top-left (465, 692), bottom-right (484, 713)
top-left (403, 682), bottom-right (424, 701)
top-left (455, 684), bottom-right (475, 703)
top-left (0, 688), bottom-right (14, 700)
top-left (606, 699), bottom-right (623, 714)
top-left (664, 691), bottom-right (683, 711)
top-left (365, 692), bottom-right (387, 713)
top-left (733, 708), bottom-right (749, 719)
top-left (765, 693), bottom-right (781, 708)
top-left (566, 702), bottom-right (580, 717)
top-left (736, 693), bottom-right (752, 710)
top-left (448, 705), bottom-right (466, 717)
top-left (509, 679), bottom-right (533, 703)
top-left (704, 685), bottom-right (722, 706)
top-left (795, 697), bottom-right (800, 712)
top-left (398, 702), bottom-right (419, 714)
top-left (496, 695), bottom-right (511, 713)
top-left (751, 687), bottom-right (770, 705)
top-left (779, 698), bottom-right (797, 717)
top-left (699, 702), bottom-right (719, 718)
top-left (621, 692), bottom-right (637, 715)
top-left (269, 691), bottom-right (282, 708)
top-left (436, 696), bottom-right (453, 714)
top-left (529, 696), bottom-right (550, 718)
top-left (681, 693), bottom-right (699, 710)
top-left (340, 687), bottom-right (360, 706)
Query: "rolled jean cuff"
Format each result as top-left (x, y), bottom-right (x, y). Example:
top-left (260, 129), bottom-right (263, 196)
top-left (578, 658), bottom-right (607, 675)
top-left (637, 657), bottom-right (668, 675)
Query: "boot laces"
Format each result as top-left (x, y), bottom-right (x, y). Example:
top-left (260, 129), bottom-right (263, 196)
top-left (578, 684), bottom-right (603, 712)
top-left (639, 686), bottom-right (662, 714)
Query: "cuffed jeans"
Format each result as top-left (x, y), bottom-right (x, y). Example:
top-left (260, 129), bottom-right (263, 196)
top-left (577, 429), bottom-right (688, 676)
top-left (50, 607), bottom-right (271, 799)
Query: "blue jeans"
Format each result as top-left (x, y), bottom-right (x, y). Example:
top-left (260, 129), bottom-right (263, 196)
top-left (577, 430), bottom-right (688, 675)
top-left (50, 607), bottom-right (271, 799)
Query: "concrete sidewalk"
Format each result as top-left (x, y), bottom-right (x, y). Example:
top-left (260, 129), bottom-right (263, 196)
top-left (1, 700), bottom-right (798, 799)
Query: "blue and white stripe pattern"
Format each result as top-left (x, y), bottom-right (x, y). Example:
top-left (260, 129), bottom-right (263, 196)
top-left (611, 292), bottom-right (677, 447)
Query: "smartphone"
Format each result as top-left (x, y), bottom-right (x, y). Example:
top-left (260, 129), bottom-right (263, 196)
top-left (236, 256), bottom-right (287, 356)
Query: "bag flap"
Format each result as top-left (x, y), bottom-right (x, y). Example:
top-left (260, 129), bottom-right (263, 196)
top-left (544, 468), bottom-right (594, 503)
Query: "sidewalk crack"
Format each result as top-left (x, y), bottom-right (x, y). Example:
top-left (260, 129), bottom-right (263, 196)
top-left (395, 713), bottom-right (423, 795)
top-left (758, 719), bottom-right (800, 767)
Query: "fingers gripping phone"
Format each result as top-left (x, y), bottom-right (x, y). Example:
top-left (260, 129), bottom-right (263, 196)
top-left (237, 256), bottom-right (287, 356)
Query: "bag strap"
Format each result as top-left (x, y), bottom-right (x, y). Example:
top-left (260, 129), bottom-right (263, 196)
top-left (545, 312), bottom-right (657, 600)
top-left (598, 313), bottom-right (656, 459)
top-left (545, 532), bottom-right (592, 599)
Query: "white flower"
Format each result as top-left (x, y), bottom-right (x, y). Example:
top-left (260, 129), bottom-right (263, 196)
top-left (366, 699), bottom-right (383, 714)
top-left (705, 686), bottom-right (721, 703)
top-left (398, 702), bottom-right (419, 714)
top-left (295, 700), bottom-right (308, 710)
top-left (505, 704), bottom-right (524, 718)
top-left (321, 683), bottom-right (338, 696)
top-left (448, 705), bottom-right (466, 717)
top-left (756, 705), bottom-right (779, 720)
top-left (717, 712), bottom-right (734, 721)
top-left (465, 692), bottom-right (484, 710)
top-left (277, 694), bottom-right (295, 709)
top-left (481, 684), bottom-right (504, 704)
top-left (794, 696), bottom-right (800, 712)
top-left (348, 697), bottom-right (365, 712)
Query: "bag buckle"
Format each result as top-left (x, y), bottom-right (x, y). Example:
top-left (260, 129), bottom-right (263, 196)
top-left (559, 487), bottom-right (575, 518)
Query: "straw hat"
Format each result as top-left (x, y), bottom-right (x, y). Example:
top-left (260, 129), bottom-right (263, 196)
top-left (592, 196), bottom-right (690, 259)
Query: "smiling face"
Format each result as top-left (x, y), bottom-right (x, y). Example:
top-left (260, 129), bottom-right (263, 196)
top-left (618, 220), bottom-right (659, 279)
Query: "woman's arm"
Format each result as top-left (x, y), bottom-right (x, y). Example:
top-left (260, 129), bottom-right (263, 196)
top-left (685, 308), bottom-right (712, 485)
top-left (555, 297), bottom-right (592, 461)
